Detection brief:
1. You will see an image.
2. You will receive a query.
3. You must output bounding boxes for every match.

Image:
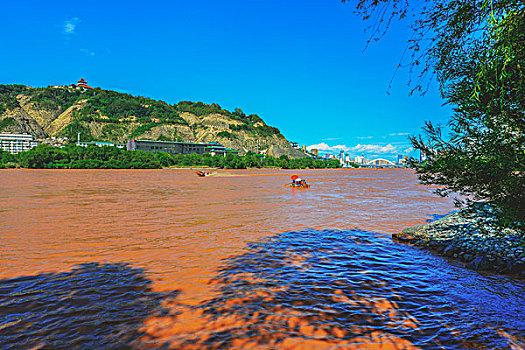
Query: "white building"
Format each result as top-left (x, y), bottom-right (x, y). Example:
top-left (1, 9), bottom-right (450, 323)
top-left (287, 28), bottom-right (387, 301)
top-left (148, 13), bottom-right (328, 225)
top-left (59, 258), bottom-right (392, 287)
top-left (0, 133), bottom-right (38, 154)
top-left (77, 141), bottom-right (125, 149)
top-left (354, 155), bottom-right (365, 165)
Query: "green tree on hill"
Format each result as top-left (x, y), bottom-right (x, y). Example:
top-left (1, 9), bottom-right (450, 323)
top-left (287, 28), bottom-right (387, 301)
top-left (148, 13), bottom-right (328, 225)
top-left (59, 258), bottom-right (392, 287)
top-left (60, 120), bottom-right (94, 143)
top-left (0, 84), bottom-right (286, 145)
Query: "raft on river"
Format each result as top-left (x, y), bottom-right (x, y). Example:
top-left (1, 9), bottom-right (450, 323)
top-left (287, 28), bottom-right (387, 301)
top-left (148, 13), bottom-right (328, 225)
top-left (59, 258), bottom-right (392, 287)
top-left (291, 183), bottom-right (310, 188)
top-left (289, 174), bottom-right (310, 188)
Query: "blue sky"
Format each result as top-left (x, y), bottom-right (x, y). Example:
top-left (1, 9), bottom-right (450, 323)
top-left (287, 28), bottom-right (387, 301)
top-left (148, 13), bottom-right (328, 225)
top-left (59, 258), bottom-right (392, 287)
top-left (0, 0), bottom-right (451, 160)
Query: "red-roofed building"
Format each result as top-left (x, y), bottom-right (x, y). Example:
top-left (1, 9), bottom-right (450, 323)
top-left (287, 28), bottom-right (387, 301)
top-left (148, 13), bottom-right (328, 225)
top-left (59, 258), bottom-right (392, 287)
top-left (76, 78), bottom-right (94, 90)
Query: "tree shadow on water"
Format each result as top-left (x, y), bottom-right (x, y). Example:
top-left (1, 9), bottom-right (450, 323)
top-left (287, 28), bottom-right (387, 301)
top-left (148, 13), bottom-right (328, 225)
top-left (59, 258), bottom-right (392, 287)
top-left (0, 262), bottom-right (180, 350)
top-left (173, 229), bottom-right (514, 350)
top-left (1, 233), bottom-right (522, 350)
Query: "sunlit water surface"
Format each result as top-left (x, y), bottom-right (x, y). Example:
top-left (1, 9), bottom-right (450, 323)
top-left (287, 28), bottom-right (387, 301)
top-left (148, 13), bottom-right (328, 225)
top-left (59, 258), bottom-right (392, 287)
top-left (0, 169), bottom-right (523, 349)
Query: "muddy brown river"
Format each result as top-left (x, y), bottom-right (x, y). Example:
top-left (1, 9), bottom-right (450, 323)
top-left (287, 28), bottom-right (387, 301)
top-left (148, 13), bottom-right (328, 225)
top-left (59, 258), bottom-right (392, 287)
top-left (1, 169), bottom-right (523, 349)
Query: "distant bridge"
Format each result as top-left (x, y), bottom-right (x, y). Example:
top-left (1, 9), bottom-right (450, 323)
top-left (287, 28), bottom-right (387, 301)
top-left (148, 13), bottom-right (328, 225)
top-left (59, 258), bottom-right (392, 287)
top-left (365, 158), bottom-right (397, 167)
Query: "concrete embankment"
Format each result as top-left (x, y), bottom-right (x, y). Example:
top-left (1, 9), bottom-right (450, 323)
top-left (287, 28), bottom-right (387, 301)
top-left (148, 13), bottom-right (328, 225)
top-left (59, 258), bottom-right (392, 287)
top-left (393, 205), bottom-right (525, 277)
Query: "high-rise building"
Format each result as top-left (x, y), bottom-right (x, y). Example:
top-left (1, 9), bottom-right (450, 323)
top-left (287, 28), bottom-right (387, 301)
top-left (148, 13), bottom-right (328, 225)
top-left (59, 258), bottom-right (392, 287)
top-left (354, 155), bottom-right (365, 165)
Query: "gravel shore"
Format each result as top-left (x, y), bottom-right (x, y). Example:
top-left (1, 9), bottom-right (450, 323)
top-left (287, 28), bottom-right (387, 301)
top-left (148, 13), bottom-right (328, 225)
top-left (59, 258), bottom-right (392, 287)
top-left (393, 205), bottom-right (525, 277)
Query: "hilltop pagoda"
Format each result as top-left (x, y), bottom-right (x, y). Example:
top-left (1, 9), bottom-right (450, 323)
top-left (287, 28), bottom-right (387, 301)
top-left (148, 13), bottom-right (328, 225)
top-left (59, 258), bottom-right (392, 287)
top-left (76, 78), bottom-right (94, 90)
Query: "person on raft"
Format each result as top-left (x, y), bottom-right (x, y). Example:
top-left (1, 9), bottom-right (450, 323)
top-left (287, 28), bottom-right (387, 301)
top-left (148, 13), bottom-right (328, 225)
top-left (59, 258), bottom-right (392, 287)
top-left (291, 175), bottom-right (307, 187)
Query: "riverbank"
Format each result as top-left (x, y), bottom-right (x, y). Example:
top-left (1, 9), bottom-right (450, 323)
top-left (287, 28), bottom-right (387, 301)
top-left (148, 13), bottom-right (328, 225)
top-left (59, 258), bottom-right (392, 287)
top-left (0, 145), bottom-right (342, 170)
top-left (393, 204), bottom-right (525, 277)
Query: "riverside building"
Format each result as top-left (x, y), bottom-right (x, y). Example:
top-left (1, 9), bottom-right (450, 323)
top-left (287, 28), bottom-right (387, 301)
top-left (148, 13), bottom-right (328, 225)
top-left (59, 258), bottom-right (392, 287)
top-left (127, 139), bottom-right (236, 156)
top-left (0, 133), bottom-right (38, 154)
top-left (77, 141), bottom-right (125, 149)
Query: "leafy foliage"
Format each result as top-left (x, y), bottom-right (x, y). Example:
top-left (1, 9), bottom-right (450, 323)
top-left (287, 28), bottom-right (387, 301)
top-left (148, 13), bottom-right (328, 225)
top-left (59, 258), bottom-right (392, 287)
top-left (28, 87), bottom-right (85, 111)
top-left (229, 121), bottom-right (282, 138)
top-left (156, 151), bottom-right (340, 169)
top-left (16, 144), bottom-right (162, 169)
top-left (344, 0), bottom-right (524, 94)
top-left (101, 123), bottom-right (126, 140)
top-left (216, 131), bottom-right (233, 139)
top-left (79, 90), bottom-right (186, 125)
top-left (409, 8), bottom-right (525, 225)
top-left (59, 120), bottom-right (94, 142)
top-left (6, 145), bottom-right (340, 170)
top-left (177, 101), bottom-right (226, 116)
top-left (0, 117), bottom-right (17, 131)
top-left (0, 149), bottom-right (17, 168)
top-left (346, 0), bottom-right (525, 225)
top-left (0, 85), bottom-right (25, 115)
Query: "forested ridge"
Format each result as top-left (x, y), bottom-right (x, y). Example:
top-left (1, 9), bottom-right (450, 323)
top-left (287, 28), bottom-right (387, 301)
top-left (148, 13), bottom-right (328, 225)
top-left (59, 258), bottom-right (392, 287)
top-left (0, 84), bottom-right (306, 158)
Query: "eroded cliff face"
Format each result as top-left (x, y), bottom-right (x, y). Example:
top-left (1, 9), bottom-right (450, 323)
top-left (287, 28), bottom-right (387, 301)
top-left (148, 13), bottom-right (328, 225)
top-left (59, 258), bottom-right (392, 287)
top-left (216, 133), bottom-right (307, 158)
top-left (0, 88), bottom-right (307, 159)
top-left (174, 112), bottom-right (306, 158)
top-left (0, 95), bottom-right (86, 138)
top-left (2, 106), bottom-right (47, 138)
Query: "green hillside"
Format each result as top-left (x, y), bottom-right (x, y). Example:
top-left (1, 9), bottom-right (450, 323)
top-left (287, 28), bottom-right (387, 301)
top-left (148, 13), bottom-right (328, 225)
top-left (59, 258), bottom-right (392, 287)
top-left (0, 84), bottom-right (306, 158)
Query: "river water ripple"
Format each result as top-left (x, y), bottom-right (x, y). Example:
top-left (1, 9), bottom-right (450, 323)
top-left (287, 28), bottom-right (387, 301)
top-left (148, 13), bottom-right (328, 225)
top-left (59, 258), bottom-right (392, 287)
top-left (0, 169), bottom-right (523, 349)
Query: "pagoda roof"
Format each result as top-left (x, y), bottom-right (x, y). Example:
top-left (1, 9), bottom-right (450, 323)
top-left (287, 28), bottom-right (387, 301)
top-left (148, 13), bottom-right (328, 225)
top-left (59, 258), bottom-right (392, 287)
top-left (76, 78), bottom-right (94, 89)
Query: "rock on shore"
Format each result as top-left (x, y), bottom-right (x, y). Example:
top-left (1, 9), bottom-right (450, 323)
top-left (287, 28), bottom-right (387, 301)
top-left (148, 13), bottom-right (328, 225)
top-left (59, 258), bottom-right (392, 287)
top-left (393, 205), bottom-right (525, 277)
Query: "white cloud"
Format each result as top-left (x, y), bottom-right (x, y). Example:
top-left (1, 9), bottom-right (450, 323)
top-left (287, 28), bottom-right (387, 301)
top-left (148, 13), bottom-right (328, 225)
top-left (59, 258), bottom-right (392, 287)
top-left (306, 143), bottom-right (349, 152)
top-left (307, 142), bottom-right (400, 155)
top-left (63, 18), bottom-right (79, 34)
top-left (322, 137), bottom-right (343, 141)
top-left (80, 48), bottom-right (95, 56)
top-left (403, 147), bottom-right (414, 154)
top-left (350, 143), bottom-right (398, 154)
top-left (357, 136), bottom-right (373, 140)
top-left (387, 132), bottom-right (410, 136)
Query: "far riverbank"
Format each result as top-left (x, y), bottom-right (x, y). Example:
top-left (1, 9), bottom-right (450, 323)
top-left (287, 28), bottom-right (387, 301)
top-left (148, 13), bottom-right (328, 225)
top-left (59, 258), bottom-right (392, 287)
top-left (0, 144), bottom-right (343, 170)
